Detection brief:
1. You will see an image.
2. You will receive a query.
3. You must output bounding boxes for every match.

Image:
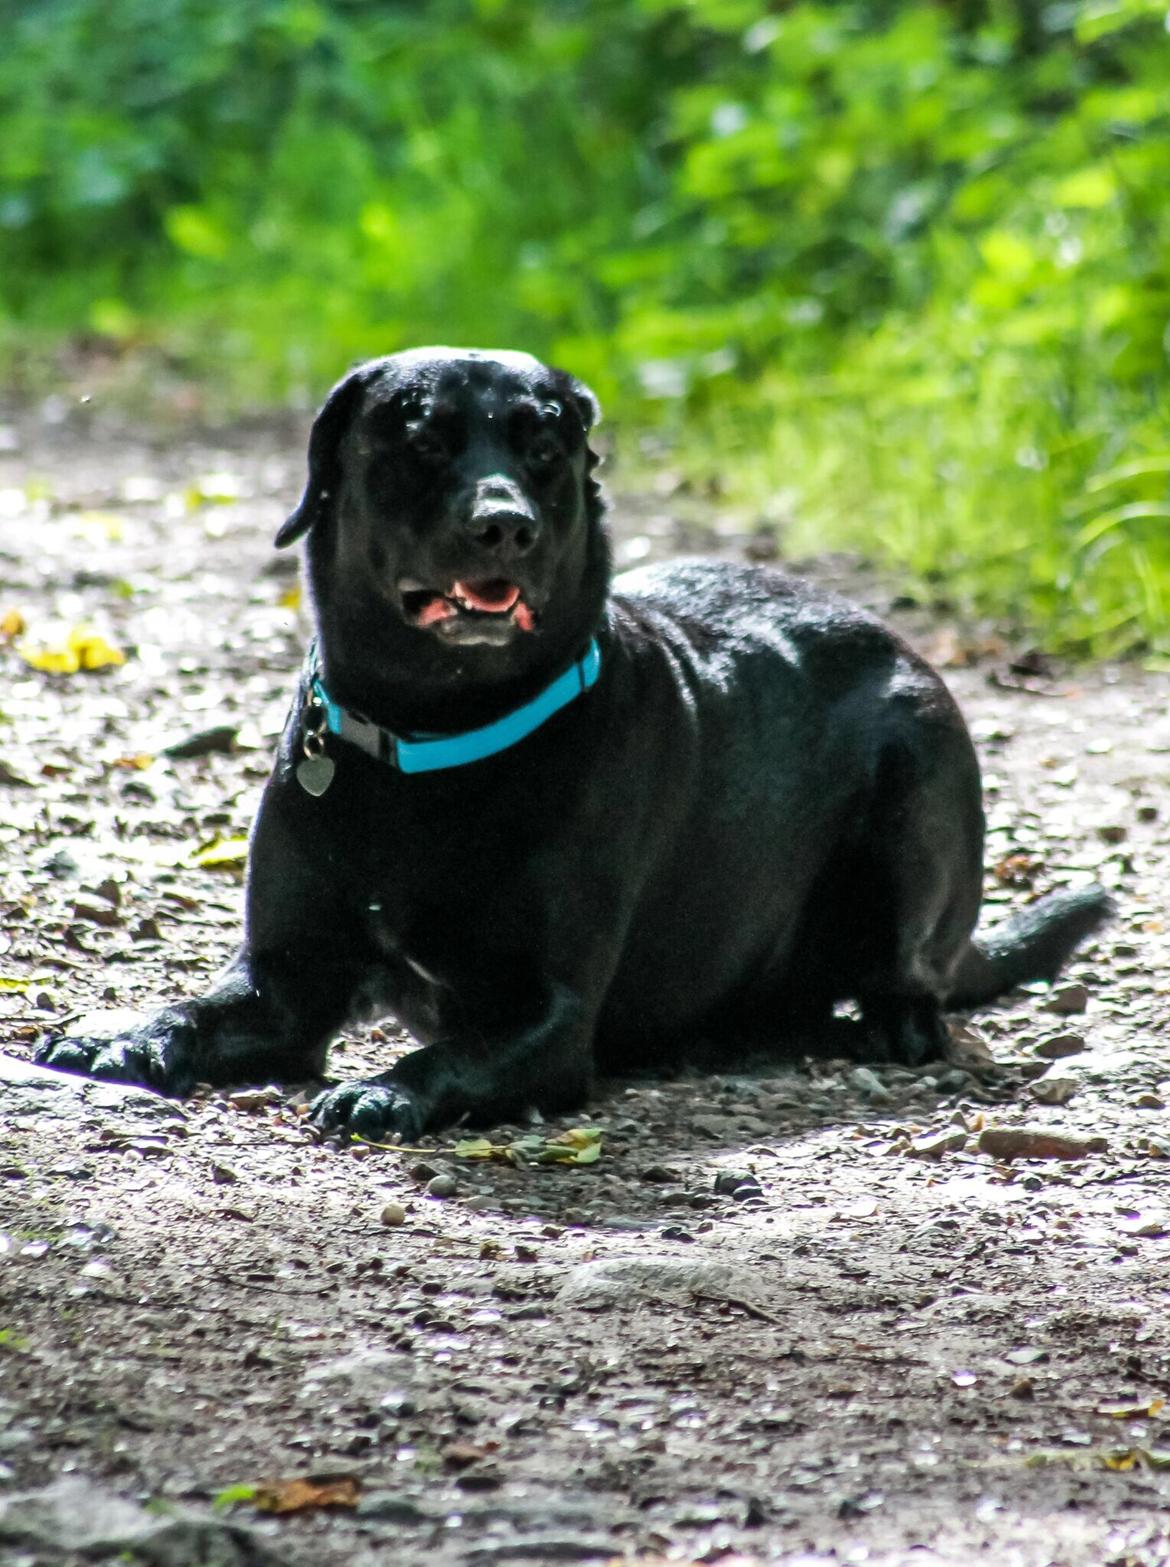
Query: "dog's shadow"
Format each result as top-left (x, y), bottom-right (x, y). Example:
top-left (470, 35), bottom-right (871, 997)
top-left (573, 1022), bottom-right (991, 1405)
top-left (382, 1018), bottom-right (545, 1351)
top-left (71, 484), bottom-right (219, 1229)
top-left (306, 1024), bottom-right (1028, 1233)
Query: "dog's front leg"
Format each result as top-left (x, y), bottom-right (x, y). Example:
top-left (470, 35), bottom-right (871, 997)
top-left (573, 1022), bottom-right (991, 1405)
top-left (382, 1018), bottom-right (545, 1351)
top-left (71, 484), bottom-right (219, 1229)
top-left (35, 946), bottom-right (358, 1096)
top-left (310, 982), bottom-right (593, 1140)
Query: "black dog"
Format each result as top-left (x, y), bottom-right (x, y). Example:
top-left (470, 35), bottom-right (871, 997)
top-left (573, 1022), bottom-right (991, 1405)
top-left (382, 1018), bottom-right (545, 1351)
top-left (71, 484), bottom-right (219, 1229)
top-left (38, 348), bottom-right (1109, 1137)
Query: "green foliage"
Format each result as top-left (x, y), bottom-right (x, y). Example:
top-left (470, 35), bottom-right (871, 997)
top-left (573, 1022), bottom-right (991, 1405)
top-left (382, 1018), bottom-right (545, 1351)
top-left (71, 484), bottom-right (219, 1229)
top-left (2, 0), bottom-right (1168, 652)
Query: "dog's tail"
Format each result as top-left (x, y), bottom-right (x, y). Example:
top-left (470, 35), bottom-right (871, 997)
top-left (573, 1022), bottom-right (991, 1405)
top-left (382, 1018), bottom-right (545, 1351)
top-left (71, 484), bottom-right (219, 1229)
top-left (947, 885), bottom-right (1113, 1009)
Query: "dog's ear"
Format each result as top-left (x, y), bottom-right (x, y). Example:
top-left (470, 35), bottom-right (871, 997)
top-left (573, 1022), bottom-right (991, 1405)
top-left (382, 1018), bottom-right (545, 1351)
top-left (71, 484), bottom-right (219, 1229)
top-left (275, 364), bottom-right (377, 548)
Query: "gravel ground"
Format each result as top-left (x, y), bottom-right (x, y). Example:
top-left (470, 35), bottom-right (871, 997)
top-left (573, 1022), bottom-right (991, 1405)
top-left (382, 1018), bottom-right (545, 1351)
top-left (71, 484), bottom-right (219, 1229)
top-left (0, 401), bottom-right (1168, 1567)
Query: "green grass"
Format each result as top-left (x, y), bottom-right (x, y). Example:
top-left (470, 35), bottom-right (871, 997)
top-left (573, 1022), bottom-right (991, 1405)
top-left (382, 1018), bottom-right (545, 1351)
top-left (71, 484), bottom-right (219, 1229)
top-left (678, 329), bottom-right (1170, 658)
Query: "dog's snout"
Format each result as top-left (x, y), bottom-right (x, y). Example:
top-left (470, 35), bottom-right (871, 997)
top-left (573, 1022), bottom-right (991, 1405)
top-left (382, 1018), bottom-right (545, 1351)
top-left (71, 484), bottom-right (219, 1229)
top-left (466, 477), bottom-right (540, 557)
top-left (471, 509), bottom-right (538, 556)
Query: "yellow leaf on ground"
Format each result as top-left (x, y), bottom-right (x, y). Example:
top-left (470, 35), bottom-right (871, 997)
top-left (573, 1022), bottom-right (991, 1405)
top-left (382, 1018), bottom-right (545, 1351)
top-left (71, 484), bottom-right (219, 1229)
top-left (1103, 1449), bottom-right (1138, 1471)
top-left (558, 1126), bottom-right (603, 1151)
top-left (0, 609), bottom-right (25, 640)
top-left (453, 1137), bottom-right (499, 1160)
top-left (71, 628), bottom-right (127, 670)
top-left (17, 625), bottom-right (127, 674)
top-left (17, 644), bottom-right (79, 674)
top-left (1099, 1397), bottom-right (1165, 1419)
top-left (189, 835), bottom-right (249, 868)
top-left (453, 1128), bottom-right (603, 1166)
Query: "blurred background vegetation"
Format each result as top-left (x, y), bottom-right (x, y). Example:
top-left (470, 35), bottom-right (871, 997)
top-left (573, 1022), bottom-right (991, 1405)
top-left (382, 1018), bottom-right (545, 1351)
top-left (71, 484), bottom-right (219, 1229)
top-left (2, 0), bottom-right (1168, 654)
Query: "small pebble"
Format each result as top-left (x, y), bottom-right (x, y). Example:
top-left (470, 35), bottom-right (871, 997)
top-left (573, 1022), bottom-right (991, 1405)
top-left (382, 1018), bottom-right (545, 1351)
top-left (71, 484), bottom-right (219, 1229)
top-left (228, 1087), bottom-right (280, 1112)
top-left (935, 1069), bottom-right (972, 1094)
top-left (427, 1174), bottom-right (458, 1199)
top-left (906, 1129), bottom-right (968, 1159)
top-left (1029, 1075), bottom-right (1079, 1106)
top-left (1032, 1031), bottom-right (1086, 1060)
top-left (713, 1170), bottom-right (752, 1196)
top-left (1042, 984), bottom-right (1089, 1016)
top-left (849, 1066), bottom-right (893, 1104)
top-left (380, 1202), bottom-right (407, 1226)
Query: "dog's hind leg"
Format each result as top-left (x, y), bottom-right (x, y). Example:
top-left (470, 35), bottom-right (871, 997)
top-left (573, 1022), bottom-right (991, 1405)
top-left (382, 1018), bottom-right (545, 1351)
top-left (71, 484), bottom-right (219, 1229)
top-left (850, 718), bottom-right (986, 1067)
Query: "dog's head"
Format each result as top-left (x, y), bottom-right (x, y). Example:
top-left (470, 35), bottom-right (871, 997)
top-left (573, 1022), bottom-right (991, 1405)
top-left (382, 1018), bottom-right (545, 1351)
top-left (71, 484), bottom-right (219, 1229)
top-left (280, 348), bottom-right (609, 723)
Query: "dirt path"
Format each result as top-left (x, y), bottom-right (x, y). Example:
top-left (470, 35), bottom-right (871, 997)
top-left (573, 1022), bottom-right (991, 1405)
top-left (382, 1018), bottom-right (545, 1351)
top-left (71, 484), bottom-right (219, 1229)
top-left (1, 404), bottom-right (1168, 1567)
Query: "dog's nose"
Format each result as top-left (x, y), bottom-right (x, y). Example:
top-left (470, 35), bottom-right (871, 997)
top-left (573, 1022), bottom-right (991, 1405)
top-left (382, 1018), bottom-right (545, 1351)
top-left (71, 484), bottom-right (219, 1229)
top-left (465, 478), bottom-right (540, 557)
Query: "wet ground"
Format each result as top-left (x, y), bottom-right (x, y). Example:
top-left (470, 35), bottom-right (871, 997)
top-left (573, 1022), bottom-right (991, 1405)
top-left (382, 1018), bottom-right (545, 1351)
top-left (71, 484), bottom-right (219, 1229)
top-left (0, 400), bottom-right (1168, 1567)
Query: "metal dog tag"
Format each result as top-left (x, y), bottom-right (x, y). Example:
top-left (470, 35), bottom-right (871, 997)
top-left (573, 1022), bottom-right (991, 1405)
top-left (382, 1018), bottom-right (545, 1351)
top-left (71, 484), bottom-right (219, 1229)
top-left (297, 754), bottom-right (335, 797)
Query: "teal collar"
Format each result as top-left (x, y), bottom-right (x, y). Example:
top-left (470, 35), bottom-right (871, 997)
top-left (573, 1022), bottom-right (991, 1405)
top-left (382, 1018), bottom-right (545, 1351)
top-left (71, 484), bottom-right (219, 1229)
top-left (307, 639), bottom-right (602, 776)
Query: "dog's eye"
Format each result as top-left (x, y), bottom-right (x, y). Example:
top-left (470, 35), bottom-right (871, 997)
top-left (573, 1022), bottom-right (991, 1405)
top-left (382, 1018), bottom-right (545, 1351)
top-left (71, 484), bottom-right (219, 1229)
top-left (405, 423), bottom-right (445, 460)
top-left (528, 433), bottom-right (561, 469)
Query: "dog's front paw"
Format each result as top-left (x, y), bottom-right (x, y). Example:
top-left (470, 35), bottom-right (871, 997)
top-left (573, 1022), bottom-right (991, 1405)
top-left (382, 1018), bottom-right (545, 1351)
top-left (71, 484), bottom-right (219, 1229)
top-left (310, 1079), bottom-right (424, 1142)
top-left (34, 1009), bottom-right (196, 1096)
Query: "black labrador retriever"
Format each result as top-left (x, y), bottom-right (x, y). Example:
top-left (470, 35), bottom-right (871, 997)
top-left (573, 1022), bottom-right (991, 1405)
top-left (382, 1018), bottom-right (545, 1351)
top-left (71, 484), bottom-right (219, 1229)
top-left (37, 348), bottom-right (1109, 1137)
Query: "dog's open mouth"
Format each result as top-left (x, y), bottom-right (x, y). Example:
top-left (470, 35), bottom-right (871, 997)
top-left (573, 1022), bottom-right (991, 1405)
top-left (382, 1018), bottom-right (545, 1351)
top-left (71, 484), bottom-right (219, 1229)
top-left (400, 579), bottom-right (537, 635)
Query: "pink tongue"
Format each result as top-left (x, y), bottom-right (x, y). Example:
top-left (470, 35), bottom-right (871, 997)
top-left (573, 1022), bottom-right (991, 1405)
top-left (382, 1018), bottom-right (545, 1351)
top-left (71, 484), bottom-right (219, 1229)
top-left (453, 579), bottom-right (521, 613)
top-left (417, 596), bottom-right (458, 626)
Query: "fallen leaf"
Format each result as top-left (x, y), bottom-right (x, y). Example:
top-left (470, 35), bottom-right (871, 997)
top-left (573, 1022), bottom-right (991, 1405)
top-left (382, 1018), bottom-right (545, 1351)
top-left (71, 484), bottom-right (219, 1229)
top-left (18, 625), bottom-right (127, 674)
top-left (252, 1473), bottom-right (361, 1514)
top-left (1102, 1448), bottom-right (1139, 1471)
top-left (453, 1127), bottom-right (602, 1167)
top-left (0, 977), bottom-right (29, 994)
top-left (453, 1136), bottom-right (497, 1160)
top-left (211, 1483), bottom-right (258, 1511)
top-left (0, 609), bottom-right (25, 640)
top-left (189, 835), bottom-right (249, 868)
top-left (1098, 1397), bottom-right (1165, 1419)
top-left (995, 852), bottom-right (1041, 888)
